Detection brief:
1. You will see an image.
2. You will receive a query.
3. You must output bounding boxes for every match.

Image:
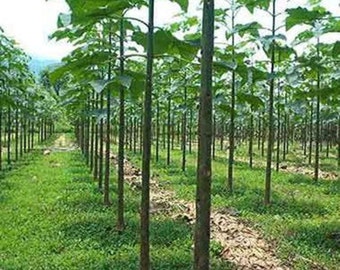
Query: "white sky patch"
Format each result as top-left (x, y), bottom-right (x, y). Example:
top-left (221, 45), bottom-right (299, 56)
top-left (0, 0), bottom-right (339, 60)
top-left (0, 0), bottom-right (73, 60)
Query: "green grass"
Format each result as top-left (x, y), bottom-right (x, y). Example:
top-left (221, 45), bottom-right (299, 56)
top-left (0, 136), bottom-right (232, 269)
top-left (126, 143), bottom-right (340, 270)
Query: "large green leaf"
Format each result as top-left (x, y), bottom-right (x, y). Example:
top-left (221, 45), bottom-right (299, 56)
top-left (237, 0), bottom-right (270, 13)
top-left (286, 7), bottom-right (329, 30)
top-left (89, 80), bottom-right (109, 93)
top-left (230, 22), bottom-right (262, 38)
top-left (64, 0), bottom-right (133, 26)
top-left (237, 92), bottom-right (264, 109)
top-left (132, 29), bottom-right (199, 60)
top-left (332, 41), bottom-right (340, 58)
top-left (170, 0), bottom-right (188, 12)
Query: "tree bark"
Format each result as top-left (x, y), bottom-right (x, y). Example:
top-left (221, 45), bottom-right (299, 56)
top-left (194, 0), bottom-right (214, 269)
top-left (140, 1), bottom-right (154, 268)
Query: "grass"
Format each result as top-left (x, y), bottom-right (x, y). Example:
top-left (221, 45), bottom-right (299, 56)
top-left (0, 135), bottom-right (233, 269)
top-left (126, 142), bottom-right (340, 270)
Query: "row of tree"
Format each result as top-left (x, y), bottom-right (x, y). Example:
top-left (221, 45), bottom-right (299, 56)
top-left (48, 0), bottom-right (339, 269)
top-left (0, 28), bottom-right (57, 171)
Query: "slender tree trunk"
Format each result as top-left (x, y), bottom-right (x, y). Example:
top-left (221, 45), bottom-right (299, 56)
top-left (189, 109), bottom-right (193, 154)
top-left (227, 1), bottom-right (236, 193)
top-left (276, 84), bottom-right (281, 172)
top-left (308, 102), bottom-right (313, 165)
top-left (90, 92), bottom-right (95, 171)
top-left (314, 38), bottom-right (321, 182)
top-left (212, 114), bottom-right (216, 160)
top-left (117, 18), bottom-right (125, 231)
top-left (15, 107), bottom-right (19, 161)
top-left (104, 29), bottom-right (113, 206)
top-left (140, 1), bottom-right (154, 268)
top-left (133, 117), bottom-right (137, 153)
top-left (156, 99), bottom-right (160, 162)
top-left (19, 116), bottom-right (23, 157)
top-left (261, 111), bottom-right (266, 157)
top-left (98, 92), bottom-right (104, 190)
top-left (249, 113), bottom-right (254, 168)
top-left (7, 103), bottom-right (11, 167)
top-left (167, 96), bottom-right (171, 165)
top-left (303, 116), bottom-right (307, 156)
top-left (0, 108), bottom-right (2, 171)
top-left (139, 113), bottom-right (143, 154)
top-left (182, 84), bottom-right (187, 172)
top-left (94, 93), bottom-right (99, 181)
top-left (337, 116), bottom-right (340, 167)
top-left (194, 0), bottom-right (214, 268)
top-left (264, 0), bottom-right (276, 206)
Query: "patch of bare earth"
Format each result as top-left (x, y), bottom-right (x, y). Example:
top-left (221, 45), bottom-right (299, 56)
top-left (43, 134), bottom-right (78, 155)
top-left (234, 157), bottom-right (338, 181)
top-left (279, 165), bottom-right (338, 181)
top-left (111, 155), bottom-right (318, 270)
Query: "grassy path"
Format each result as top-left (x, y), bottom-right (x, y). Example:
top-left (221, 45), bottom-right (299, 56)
top-left (0, 141), bottom-right (113, 269)
top-left (0, 135), bottom-right (228, 270)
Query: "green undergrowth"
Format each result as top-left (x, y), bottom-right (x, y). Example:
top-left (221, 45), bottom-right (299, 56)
top-left (0, 135), bottom-right (232, 269)
top-left (126, 146), bottom-right (340, 270)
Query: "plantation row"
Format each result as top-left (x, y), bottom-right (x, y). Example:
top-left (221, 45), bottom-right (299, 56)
top-left (47, 0), bottom-right (339, 268)
top-left (0, 29), bottom-right (57, 170)
top-left (1, 0), bottom-right (339, 269)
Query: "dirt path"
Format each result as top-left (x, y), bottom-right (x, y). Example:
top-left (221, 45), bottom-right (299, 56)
top-left (43, 134), bottom-right (78, 154)
top-left (235, 157), bottom-right (338, 181)
top-left (112, 156), bottom-right (293, 270)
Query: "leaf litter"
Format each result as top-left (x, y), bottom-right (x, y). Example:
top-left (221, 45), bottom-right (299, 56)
top-left (109, 154), bottom-right (330, 270)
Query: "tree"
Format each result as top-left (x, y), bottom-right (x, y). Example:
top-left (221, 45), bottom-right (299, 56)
top-left (194, 0), bottom-right (214, 269)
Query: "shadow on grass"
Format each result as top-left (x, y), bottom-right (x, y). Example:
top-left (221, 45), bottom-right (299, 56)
top-left (211, 177), bottom-right (330, 218)
top-left (288, 174), bottom-right (340, 195)
top-left (286, 220), bottom-right (340, 255)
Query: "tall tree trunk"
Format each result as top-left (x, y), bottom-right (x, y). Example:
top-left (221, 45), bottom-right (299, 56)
top-left (264, 0), bottom-right (276, 206)
top-left (227, 0), bottom-right (236, 193)
top-left (189, 109), bottom-right (193, 154)
top-left (182, 84), bottom-right (187, 172)
top-left (90, 92), bottom-right (95, 171)
top-left (167, 96), bottom-right (171, 165)
top-left (99, 92), bottom-right (104, 190)
top-left (337, 116), bottom-right (340, 168)
top-left (7, 103), bottom-right (11, 167)
top-left (0, 108), bottom-right (2, 171)
top-left (117, 18), bottom-right (125, 231)
top-left (314, 38), bottom-right (321, 182)
top-left (15, 107), bottom-right (19, 161)
top-left (94, 93), bottom-right (99, 181)
top-left (156, 99), bottom-right (160, 162)
top-left (194, 0), bottom-right (214, 268)
top-left (104, 29), bottom-right (113, 206)
top-left (308, 102), bottom-right (313, 165)
top-left (276, 83), bottom-right (281, 172)
top-left (140, 1), bottom-right (154, 268)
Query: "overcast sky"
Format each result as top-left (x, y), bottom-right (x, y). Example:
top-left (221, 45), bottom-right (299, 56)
top-left (0, 0), bottom-right (339, 60)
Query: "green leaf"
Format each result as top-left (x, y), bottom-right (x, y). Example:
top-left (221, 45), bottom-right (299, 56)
top-left (170, 0), bottom-right (188, 12)
top-left (57, 13), bottom-right (72, 28)
top-left (332, 41), bottom-right (340, 58)
top-left (237, 0), bottom-right (270, 13)
top-left (293, 30), bottom-right (314, 45)
top-left (89, 80), bottom-right (108, 93)
top-left (237, 92), bottom-right (264, 109)
top-left (117, 75), bottom-right (132, 89)
top-left (286, 7), bottom-right (329, 30)
top-left (214, 61), bottom-right (237, 71)
top-left (232, 22), bottom-right (262, 38)
top-left (132, 29), bottom-right (199, 60)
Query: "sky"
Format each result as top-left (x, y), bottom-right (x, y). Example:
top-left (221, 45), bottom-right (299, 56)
top-left (0, 0), bottom-right (339, 61)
